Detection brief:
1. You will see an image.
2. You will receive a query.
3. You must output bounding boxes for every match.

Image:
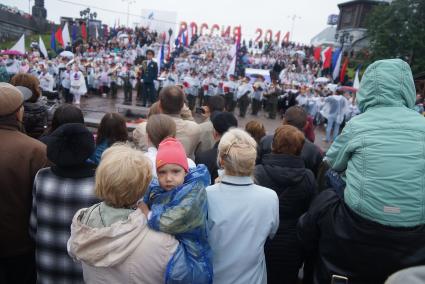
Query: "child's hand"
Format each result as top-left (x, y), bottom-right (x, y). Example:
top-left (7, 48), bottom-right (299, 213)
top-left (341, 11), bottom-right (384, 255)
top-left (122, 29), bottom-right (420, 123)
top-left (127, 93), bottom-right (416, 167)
top-left (138, 201), bottom-right (150, 217)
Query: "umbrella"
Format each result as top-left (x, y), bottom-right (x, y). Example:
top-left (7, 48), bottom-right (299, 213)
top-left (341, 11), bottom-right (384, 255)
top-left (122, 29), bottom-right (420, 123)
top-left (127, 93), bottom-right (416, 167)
top-left (315, 77), bottom-right (330, 83)
top-left (1, 50), bottom-right (24, 56)
top-left (339, 86), bottom-right (358, 93)
top-left (59, 51), bottom-right (74, 58)
top-left (295, 50), bottom-right (306, 57)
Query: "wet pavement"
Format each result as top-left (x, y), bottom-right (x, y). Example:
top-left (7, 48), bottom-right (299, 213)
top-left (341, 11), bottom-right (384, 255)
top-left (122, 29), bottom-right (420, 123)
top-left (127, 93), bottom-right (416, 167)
top-left (78, 90), bottom-right (330, 152)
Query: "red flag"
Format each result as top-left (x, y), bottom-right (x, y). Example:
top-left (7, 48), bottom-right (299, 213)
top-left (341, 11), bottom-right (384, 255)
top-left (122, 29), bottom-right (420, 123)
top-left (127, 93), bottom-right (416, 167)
top-left (55, 27), bottom-right (64, 47)
top-left (340, 57), bottom-right (349, 83)
top-left (314, 46), bottom-right (322, 62)
top-left (283, 32), bottom-right (290, 43)
top-left (166, 39), bottom-right (171, 60)
top-left (81, 22), bottom-right (87, 41)
top-left (322, 47), bottom-right (333, 69)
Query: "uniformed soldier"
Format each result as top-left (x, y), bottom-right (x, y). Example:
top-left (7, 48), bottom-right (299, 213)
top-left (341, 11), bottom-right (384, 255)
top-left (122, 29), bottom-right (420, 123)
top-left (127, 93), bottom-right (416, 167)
top-left (140, 49), bottom-right (158, 107)
top-left (236, 76), bottom-right (254, 118)
top-left (223, 74), bottom-right (238, 112)
top-left (264, 78), bottom-right (282, 119)
top-left (119, 63), bottom-right (135, 105)
top-left (109, 63), bottom-right (119, 99)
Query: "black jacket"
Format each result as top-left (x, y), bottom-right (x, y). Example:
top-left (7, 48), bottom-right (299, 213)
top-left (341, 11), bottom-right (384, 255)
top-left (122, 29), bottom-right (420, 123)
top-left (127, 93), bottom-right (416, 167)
top-left (255, 154), bottom-right (316, 284)
top-left (257, 134), bottom-right (322, 177)
top-left (23, 101), bottom-right (48, 139)
top-left (195, 142), bottom-right (218, 185)
top-left (298, 190), bottom-right (425, 284)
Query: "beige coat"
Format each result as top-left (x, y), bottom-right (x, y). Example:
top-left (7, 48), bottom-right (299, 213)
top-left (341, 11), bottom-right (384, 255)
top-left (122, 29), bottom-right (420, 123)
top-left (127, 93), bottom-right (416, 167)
top-left (68, 208), bottom-right (178, 284)
top-left (195, 119), bottom-right (215, 155)
top-left (171, 115), bottom-right (201, 160)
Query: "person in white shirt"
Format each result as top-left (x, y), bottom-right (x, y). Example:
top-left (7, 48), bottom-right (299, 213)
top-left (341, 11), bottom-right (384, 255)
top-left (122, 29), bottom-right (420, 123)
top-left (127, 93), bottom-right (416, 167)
top-left (38, 63), bottom-right (54, 92)
top-left (70, 64), bottom-right (87, 105)
top-left (236, 77), bottom-right (254, 118)
top-left (61, 64), bottom-right (72, 103)
top-left (206, 128), bottom-right (279, 284)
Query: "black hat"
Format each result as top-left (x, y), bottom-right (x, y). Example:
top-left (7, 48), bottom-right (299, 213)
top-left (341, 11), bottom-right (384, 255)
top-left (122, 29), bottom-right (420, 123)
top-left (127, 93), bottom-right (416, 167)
top-left (45, 123), bottom-right (95, 167)
top-left (212, 112), bottom-right (238, 135)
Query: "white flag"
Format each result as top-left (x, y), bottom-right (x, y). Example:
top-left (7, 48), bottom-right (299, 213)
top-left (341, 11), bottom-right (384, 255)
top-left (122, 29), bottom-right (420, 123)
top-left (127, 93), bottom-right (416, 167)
top-left (62, 22), bottom-right (71, 47)
top-left (332, 50), bottom-right (342, 81)
top-left (10, 34), bottom-right (25, 54)
top-left (39, 36), bottom-right (48, 58)
top-left (227, 56), bottom-right (236, 78)
top-left (353, 68), bottom-right (360, 90)
top-left (229, 43), bottom-right (237, 58)
top-left (95, 26), bottom-right (99, 39)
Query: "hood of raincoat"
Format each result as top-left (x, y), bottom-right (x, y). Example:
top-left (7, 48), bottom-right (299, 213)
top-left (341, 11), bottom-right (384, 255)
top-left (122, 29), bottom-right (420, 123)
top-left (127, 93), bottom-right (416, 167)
top-left (357, 59), bottom-right (416, 113)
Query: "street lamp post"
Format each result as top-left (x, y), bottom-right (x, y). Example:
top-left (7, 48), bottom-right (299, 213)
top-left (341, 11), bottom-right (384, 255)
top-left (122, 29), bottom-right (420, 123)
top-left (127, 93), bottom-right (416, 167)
top-left (122, 0), bottom-right (136, 28)
top-left (288, 14), bottom-right (301, 42)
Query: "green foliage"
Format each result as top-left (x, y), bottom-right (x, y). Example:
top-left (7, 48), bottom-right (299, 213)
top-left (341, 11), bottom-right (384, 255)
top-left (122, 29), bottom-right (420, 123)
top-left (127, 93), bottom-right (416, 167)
top-left (0, 33), bottom-right (51, 50)
top-left (366, 0), bottom-right (425, 74)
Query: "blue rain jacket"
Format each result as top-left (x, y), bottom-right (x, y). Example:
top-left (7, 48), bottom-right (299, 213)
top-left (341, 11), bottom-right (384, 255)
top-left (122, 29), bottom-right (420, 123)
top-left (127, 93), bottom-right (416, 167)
top-left (144, 164), bottom-right (213, 284)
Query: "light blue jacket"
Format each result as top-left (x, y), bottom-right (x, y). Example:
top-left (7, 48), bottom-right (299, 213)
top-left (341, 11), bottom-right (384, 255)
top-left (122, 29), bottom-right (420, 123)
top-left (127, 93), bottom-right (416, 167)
top-left (326, 59), bottom-right (425, 227)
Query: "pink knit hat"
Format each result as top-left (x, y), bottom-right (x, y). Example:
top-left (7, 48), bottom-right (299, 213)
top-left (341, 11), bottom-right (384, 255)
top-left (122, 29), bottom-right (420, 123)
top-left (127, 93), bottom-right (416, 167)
top-left (156, 137), bottom-right (189, 172)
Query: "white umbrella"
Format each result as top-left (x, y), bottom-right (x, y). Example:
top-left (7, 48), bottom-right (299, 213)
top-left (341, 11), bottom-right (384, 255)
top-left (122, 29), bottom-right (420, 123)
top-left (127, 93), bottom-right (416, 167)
top-left (60, 51), bottom-right (74, 58)
top-left (295, 50), bottom-right (306, 57)
top-left (315, 77), bottom-right (330, 83)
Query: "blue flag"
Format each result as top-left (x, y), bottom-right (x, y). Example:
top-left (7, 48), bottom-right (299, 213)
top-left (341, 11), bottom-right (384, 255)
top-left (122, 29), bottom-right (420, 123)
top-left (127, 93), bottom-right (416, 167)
top-left (331, 48), bottom-right (342, 73)
top-left (72, 24), bottom-right (77, 42)
top-left (50, 28), bottom-right (56, 51)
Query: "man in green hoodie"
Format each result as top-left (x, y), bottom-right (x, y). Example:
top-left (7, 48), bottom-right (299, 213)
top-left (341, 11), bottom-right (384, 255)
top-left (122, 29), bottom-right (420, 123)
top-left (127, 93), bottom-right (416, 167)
top-left (326, 58), bottom-right (425, 227)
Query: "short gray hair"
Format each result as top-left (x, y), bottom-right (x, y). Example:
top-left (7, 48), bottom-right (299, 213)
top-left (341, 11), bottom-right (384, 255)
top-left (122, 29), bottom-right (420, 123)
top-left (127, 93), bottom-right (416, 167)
top-left (218, 128), bottom-right (257, 176)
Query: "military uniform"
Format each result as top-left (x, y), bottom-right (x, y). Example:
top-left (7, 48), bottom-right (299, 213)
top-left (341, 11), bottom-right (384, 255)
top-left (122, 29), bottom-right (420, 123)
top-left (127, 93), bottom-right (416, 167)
top-left (119, 68), bottom-right (135, 104)
top-left (264, 83), bottom-right (282, 119)
top-left (236, 80), bottom-right (254, 118)
top-left (141, 58), bottom-right (158, 107)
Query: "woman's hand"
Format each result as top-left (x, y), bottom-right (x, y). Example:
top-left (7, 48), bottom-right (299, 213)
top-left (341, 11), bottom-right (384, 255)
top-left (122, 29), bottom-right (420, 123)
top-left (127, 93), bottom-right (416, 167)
top-left (138, 201), bottom-right (150, 217)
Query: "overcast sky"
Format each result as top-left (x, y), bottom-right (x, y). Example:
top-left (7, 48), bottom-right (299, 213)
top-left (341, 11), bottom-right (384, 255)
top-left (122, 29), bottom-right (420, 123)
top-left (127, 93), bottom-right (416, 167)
top-left (5, 0), bottom-right (343, 43)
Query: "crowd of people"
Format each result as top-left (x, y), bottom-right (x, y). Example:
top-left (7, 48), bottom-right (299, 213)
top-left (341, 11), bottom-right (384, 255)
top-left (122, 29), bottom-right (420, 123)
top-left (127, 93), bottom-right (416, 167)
top-left (2, 20), bottom-right (425, 284)
top-left (2, 56), bottom-right (425, 284)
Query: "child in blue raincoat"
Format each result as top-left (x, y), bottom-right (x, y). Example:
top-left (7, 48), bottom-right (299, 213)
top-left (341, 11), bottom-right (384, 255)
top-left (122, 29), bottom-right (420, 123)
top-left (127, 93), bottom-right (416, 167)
top-left (139, 137), bottom-right (212, 284)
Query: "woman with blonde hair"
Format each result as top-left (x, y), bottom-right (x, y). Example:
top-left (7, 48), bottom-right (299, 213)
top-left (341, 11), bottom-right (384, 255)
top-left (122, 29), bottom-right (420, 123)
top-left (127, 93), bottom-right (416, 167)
top-left (68, 144), bottom-right (178, 283)
top-left (206, 128), bottom-right (279, 284)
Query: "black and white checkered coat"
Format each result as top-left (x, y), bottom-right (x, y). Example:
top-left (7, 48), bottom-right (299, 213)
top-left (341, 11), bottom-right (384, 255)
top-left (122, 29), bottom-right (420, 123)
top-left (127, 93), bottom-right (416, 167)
top-left (30, 167), bottom-right (98, 284)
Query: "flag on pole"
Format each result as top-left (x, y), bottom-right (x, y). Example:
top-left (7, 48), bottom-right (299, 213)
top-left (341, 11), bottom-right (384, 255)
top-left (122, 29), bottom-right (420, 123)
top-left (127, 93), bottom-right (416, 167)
top-left (331, 48), bottom-right (342, 72)
top-left (340, 57), bottom-right (349, 83)
top-left (321, 46), bottom-right (333, 70)
top-left (95, 25), bottom-right (99, 39)
top-left (227, 55), bottom-right (236, 78)
top-left (81, 22), bottom-right (87, 41)
top-left (187, 27), bottom-right (192, 47)
top-left (182, 30), bottom-right (187, 47)
top-left (39, 36), bottom-right (48, 59)
top-left (10, 34), bottom-right (25, 54)
top-left (167, 38), bottom-right (171, 60)
top-left (55, 27), bottom-right (64, 47)
top-left (283, 31), bottom-right (290, 43)
top-left (71, 24), bottom-right (77, 42)
top-left (50, 28), bottom-right (56, 51)
top-left (353, 65), bottom-right (361, 89)
top-left (313, 46), bottom-right (322, 62)
top-left (332, 49), bottom-right (343, 81)
top-left (156, 43), bottom-right (164, 75)
top-left (62, 22), bottom-right (71, 47)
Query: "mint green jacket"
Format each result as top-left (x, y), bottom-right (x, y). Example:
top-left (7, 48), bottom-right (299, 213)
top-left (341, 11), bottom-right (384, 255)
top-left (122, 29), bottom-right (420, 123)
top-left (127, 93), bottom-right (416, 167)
top-left (326, 59), bottom-right (425, 227)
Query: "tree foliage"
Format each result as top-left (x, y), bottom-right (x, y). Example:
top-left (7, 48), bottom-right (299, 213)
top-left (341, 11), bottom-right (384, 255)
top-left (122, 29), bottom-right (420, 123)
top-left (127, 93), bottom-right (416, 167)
top-left (367, 0), bottom-right (425, 74)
